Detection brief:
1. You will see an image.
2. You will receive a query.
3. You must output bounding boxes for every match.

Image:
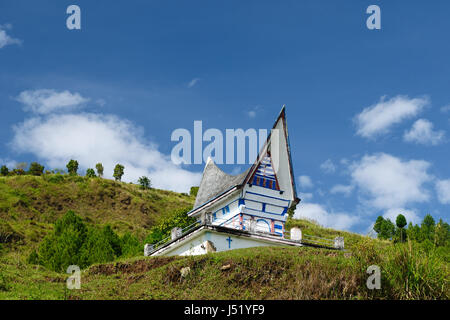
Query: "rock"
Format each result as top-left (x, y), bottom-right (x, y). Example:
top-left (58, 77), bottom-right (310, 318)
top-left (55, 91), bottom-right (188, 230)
top-left (180, 267), bottom-right (191, 278)
top-left (220, 264), bottom-right (231, 271)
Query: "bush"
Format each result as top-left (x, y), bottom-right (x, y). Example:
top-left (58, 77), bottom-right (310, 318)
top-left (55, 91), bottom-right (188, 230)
top-left (190, 186), bottom-right (199, 197)
top-left (36, 211), bottom-right (133, 272)
top-left (113, 164), bottom-right (124, 181)
top-left (66, 160), bottom-right (79, 176)
top-left (95, 163), bottom-right (104, 178)
top-left (0, 272), bottom-right (11, 292)
top-left (27, 250), bottom-right (39, 265)
top-left (86, 168), bottom-right (96, 178)
top-left (145, 207), bottom-right (196, 245)
top-left (0, 165), bottom-right (8, 176)
top-left (120, 232), bottom-right (142, 258)
top-left (38, 211), bottom-right (88, 272)
top-left (47, 174), bottom-right (65, 184)
top-left (28, 162), bottom-right (44, 176)
top-left (138, 176), bottom-right (151, 190)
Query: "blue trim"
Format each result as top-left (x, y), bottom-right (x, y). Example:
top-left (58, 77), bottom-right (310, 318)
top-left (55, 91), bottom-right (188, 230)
top-left (274, 224), bottom-right (283, 229)
top-left (245, 191), bottom-right (289, 204)
top-left (256, 219), bottom-right (271, 230)
top-left (242, 212), bottom-right (285, 223)
top-left (244, 206), bottom-right (287, 217)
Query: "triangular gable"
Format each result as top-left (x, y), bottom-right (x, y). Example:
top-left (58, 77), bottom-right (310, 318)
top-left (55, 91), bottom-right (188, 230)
top-left (243, 106), bottom-right (299, 203)
top-left (248, 152), bottom-right (280, 190)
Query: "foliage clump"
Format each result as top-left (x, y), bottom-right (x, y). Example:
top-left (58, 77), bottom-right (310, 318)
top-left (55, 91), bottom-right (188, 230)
top-left (35, 211), bottom-right (142, 272)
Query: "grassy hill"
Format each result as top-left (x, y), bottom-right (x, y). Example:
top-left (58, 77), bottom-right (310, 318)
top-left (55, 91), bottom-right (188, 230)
top-left (0, 175), bottom-right (448, 300)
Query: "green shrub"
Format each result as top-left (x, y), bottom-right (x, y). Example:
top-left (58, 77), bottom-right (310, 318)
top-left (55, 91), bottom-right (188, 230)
top-left (86, 168), bottom-right (96, 178)
top-left (113, 164), bottom-right (124, 181)
top-left (80, 228), bottom-right (116, 266)
top-left (189, 186), bottom-right (199, 197)
top-left (36, 211), bottom-right (132, 272)
top-left (0, 165), bottom-right (8, 176)
top-left (120, 232), bottom-right (142, 257)
top-left (27, 250), bottom-right (39, 265)
top-left (383, 242), bottom-right (449, 299)
top-left (145, 207), bottom-right (195, 245)
top-left (47, 174), bottom-right (65, 183)
top-left (66, 160), bottom-right (79, 176)
top-left (28, 162), bottom-right (45, 176)
top-left (0, 272), bottom-right (11, 292)
top-left (38, 211), bottom-right (88, 272)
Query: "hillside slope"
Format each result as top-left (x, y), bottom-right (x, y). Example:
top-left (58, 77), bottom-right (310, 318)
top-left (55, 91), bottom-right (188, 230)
top-left (0, 174), bottom-right (195, 248)
top-left (0, 175), bottom-right (448, 300)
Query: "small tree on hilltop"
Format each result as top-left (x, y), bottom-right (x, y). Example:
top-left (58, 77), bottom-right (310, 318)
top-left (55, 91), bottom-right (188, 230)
top-left (113, 164), bottom-right (124, 182)
top-left (86, 168), bottom-right (96, 178)
top-left (138, 176), bottom-right (151, 190)
top-left (66, 160), bottom-right (79, 176)
top-left (396, 214), bottom-right (407, 242)
top-left (95, 163), bottom-right (104, 178)
top-left (0, 165), bottom-right (8, 176)
top-left (421, 214), bottom-right (435, 241)
top-left (29, 162), bottom-right (45, 176)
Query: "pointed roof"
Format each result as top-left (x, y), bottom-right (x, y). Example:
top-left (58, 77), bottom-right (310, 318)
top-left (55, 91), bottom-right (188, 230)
top-left (191, 106), bottom-right (299, 214)
top-left (194, 158), bottom-right (250, 209)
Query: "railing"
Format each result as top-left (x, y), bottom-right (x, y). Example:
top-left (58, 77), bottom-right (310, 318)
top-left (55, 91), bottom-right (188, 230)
top-left (147, 221), bottom-right (202, 253)
top-left (147, 216), bottom-right (342, 254)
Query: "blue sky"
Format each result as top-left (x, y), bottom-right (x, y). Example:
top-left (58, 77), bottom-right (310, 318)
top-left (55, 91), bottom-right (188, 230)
top-left (1, 0), bottom-right (449, 234)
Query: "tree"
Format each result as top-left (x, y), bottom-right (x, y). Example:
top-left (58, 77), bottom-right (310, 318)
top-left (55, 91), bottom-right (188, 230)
top-left (138, 176), bottom-right (151, 190)
top-left (396, 214), bottom-right (407, 242)
top-left (380, 219), bottom-right (396, 240)
top-left (86, 168), bottom-right (96, 178)
top-left (190, 186), bottom-right (199, 197)
top-left (434, 219), bottom-right (449, 247)
top-left (373, 216), bottom-right (396, 240)
top-left (28, 162), bottom-right (44, 176)
top-left (113, 164), bottom-right (124, 181)
top-left (66, 159), bottom-right (79, 175)
top-left (287, 204), bottom-right (297, 219)
top-left (38, 211), bottom-right (88, 272)
top-left (373, 216), bottom-right (385, 234)
top-left (95, 163), bottom-right (104, 178)
top-left (421, 214), bottom-right (435, 241)
top-left (0, 166), bottom-right (8, 176)
top-left (407, 222), bottom-right (421, 241)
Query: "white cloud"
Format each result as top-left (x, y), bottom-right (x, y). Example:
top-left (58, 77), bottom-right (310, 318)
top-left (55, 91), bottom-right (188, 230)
top-left (436, 179), bottom-right (450, 204)
top-left (355, 95), bottom-right (429, 138)
top-left (294, 202), bottom-right (358, 231)
top-left (0, 24), bottom-right (22, 49)
top-left (0, 158), bottom-right (17, 169)
top-left (11, 113), bottom-right (201, 193)
top-left (298, 175), bottom-right (313, 189)
top-left (382, 208), bottom-right (421, 225)
top-left (403, 119), bottom-right (445, 146)
top-left (330, 184), bottom-right (354, 197)
top-left (246, 105), bottom-right (262, 119)
top-left (187, 78), bottom-right (200, 88)
top-left (320, 159), bottom-right (336, 174)
top-left (350, 153), bottom-right (432, 210)
top-left (299, 192), bottom-right (313, 201)
top-left (441, 105), bottom-right (450, 113)
top-left (16, 89), bottom-right (89, 114)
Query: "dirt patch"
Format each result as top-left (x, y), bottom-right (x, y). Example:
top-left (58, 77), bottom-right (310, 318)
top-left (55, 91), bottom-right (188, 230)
top-left (89, 257), bottom-right (176, 276)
